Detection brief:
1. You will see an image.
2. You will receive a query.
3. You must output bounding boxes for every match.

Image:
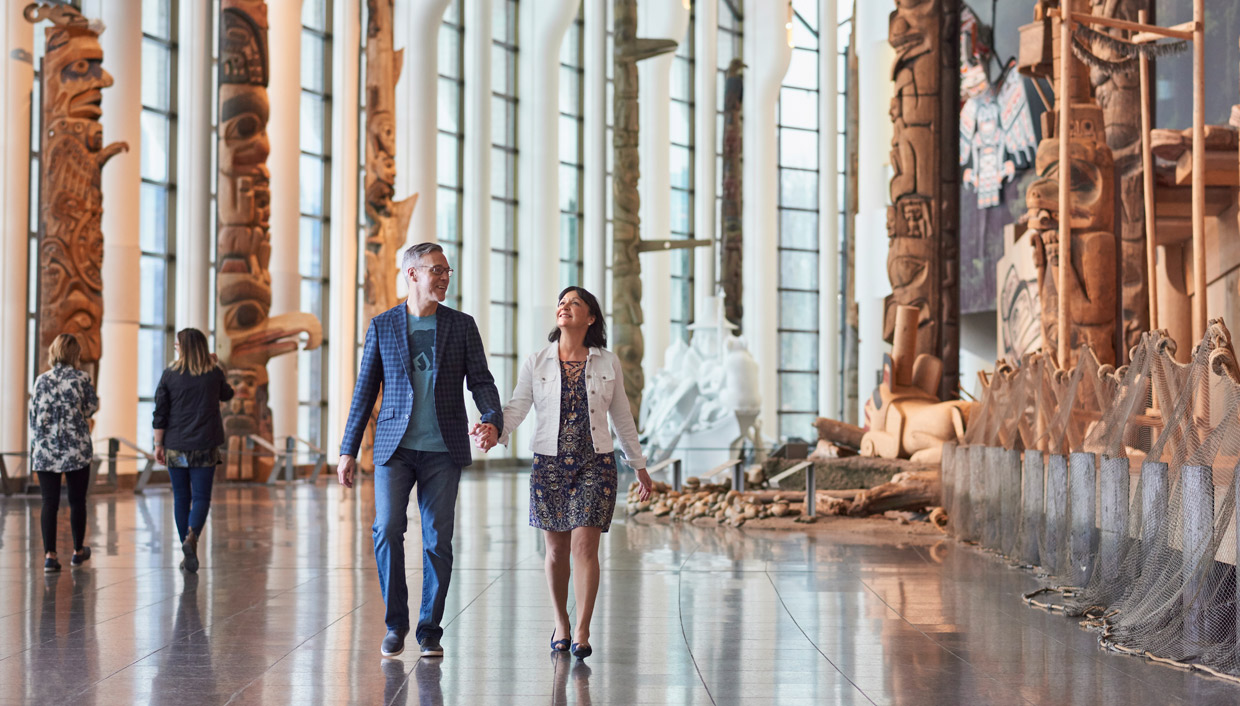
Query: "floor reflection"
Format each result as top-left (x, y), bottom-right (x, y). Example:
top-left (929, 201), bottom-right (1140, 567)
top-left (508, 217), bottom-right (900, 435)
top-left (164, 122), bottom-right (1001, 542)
top-left (1, 470), bottom-right (1239, 705)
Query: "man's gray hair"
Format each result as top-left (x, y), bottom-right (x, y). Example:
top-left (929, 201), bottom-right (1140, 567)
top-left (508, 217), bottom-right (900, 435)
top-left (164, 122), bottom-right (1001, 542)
top-left (401, 242), bottom-right (443, 274)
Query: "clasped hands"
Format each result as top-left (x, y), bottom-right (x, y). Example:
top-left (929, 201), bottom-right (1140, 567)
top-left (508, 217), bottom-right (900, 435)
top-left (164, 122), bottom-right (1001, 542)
top-left (470, 422), bottom-right (499, 452)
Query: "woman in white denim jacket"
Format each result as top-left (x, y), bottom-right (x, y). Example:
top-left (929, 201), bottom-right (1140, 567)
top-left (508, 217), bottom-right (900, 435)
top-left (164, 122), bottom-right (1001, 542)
top-left (484, 286), bottom-right (652, 660)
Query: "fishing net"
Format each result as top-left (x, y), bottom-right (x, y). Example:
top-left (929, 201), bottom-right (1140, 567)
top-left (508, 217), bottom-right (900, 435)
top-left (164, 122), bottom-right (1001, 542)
top-left (945, 320), bottom-right (1240, 680)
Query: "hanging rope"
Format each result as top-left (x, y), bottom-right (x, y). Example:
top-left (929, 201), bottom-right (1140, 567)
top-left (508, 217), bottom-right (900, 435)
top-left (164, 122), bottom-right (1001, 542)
top-left (1070, 22), bottom-right (1189, 76)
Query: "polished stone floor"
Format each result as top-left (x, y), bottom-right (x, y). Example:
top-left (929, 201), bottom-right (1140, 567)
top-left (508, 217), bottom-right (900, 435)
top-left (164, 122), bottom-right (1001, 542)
top-left (3, 469), bottom-right (1240, 705)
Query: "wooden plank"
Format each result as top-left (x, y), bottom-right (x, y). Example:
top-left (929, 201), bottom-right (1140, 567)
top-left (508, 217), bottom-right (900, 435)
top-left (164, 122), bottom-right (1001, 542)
top-left (1048, 8), bottom-right (1195, 40)
top-left (1175, 149), bottom-right (1238, 187)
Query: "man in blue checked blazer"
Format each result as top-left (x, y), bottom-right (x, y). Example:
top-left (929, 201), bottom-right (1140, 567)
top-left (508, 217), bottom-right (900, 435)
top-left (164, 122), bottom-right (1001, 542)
top-left (338, 242), bottom-right (503, 660)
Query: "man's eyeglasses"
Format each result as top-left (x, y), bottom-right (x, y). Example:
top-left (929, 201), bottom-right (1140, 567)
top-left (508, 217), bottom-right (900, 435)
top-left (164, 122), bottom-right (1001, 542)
top-left (415, 265), bottom-right (455, 277)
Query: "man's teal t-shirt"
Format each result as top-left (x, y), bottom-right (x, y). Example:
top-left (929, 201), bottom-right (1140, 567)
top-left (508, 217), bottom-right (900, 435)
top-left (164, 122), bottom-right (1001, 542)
top-left (398, 312), bottom-right (448, 452)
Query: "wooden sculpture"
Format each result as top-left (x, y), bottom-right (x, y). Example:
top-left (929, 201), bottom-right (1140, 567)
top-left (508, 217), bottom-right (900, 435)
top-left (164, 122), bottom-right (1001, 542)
top-left (860, 306), bottom-right (972, 464)
top-left (1022, 3), bottom-right (1117, 368)
top-left (360, 0), bottom-right (417, 470)
top-left (24, 3), bottom-right (128, 379)
top-left (720, 58), bottom-right (744, 331)
top-left (1088, 0), bottom-right (1147, 355)
top-left (216, 0), bottom-right (322, 480)
top-left (886, 0), bottom-right (961, 400)
top-left (612, 0), bottom-right (678, 420)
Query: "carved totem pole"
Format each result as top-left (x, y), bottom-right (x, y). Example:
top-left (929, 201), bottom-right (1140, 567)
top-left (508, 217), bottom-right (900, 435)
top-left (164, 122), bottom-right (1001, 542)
top-left (359, 0), bottom-right (417, 470)
top-left (25, 4), bottom-right (128, 379)
top-left (612, 0), bottom-right (678, 420)
top-left (720, 58), bottom-right (744, 331)
top-left (1023, 2), bottom-right (1117, 368)
top-left (216, 0), bottom-right (322, 480)
top-left (1089, 0), bottom-right (1147, 356)
top-left (886, 0), bottom-right (961, 400)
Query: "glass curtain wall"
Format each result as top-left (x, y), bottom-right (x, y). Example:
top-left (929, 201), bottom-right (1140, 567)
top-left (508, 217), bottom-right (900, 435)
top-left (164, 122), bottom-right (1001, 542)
top-left (715, 0), bottom-right (742, 258)
top-left (438, 0), bottom-right (464, 307)
top-left (669, 10), bottom-right (695, 343)
top-left (138, 0), bottom-right (179, 450)
top-left (355, 0), bottom-right (368, 372)
top-left (298, 0), bottom-right (333, 448)
top-left (559, 8), bottom-right (585, 287)
top-left (776, 0), bottom-right (820, 439)
top-left (491, 0), bottom-right (519, 412)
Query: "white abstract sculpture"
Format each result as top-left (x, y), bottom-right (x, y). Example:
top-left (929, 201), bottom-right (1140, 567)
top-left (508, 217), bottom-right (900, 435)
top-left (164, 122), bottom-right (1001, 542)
top-left (639, 294), bottom-right (768, 473)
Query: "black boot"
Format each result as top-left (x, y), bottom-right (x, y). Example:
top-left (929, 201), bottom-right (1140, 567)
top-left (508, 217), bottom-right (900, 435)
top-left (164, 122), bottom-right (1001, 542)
top-left (182, 528), bottom-right (199, 573)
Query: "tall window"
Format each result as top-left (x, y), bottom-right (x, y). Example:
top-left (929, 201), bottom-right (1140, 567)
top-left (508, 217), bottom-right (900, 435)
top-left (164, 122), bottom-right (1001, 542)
top-left (603, 0), bottom-right (614, 319)
top-left (299, 0), bottom-right (333, 448)
top-left (491, 0), bottom-right (519, 412)
top-left (558, 8), bottom-right (584, 286)
top-left (437, 0), bottom-right (463, 307)
top-left (669, 11), bottom-right (695, 343)
top-left (776, 0), bottom-right (820, 439)
top-left (138, 0), bottom-right (179, 450)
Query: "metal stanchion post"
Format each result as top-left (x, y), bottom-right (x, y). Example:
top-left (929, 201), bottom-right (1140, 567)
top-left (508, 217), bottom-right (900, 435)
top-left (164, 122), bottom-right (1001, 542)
top-left (285, 436), bottom-right (296, 482)
top-left (806, 461), bottom-right (816, 518)
top-left (108, 438), bottom-right (119, 486)
top-left (672, 459), bottom-right (682, 492)
top-left (732, 462), bottom-right (744, 493)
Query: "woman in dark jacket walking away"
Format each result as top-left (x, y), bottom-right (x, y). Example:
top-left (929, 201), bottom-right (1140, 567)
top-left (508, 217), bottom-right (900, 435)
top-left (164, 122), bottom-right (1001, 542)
top-left (153, 328), bottom-right (234, 573)
top-left (29, 334), bottom-right (99, 573)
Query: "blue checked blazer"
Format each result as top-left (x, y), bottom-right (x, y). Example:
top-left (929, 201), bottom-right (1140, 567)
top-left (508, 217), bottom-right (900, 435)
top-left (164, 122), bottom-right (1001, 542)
top-left (340, 303), bottom-right (503, 468)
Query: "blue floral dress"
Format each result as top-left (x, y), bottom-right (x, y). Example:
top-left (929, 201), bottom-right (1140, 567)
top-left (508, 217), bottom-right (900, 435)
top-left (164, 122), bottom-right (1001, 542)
top-left (530, 360), bottom-right (618, 532)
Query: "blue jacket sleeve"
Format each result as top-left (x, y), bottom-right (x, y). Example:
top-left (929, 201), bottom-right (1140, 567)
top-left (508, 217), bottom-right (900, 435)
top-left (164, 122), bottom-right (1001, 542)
top-left (340, 320), bottom-right (384, 457)
top-left (462, 315), bottom-right (503, 430)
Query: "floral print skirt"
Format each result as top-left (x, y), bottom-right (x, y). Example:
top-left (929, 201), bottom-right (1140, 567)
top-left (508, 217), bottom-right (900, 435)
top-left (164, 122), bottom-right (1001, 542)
top-left (530, 451), bottom-right (617, 532)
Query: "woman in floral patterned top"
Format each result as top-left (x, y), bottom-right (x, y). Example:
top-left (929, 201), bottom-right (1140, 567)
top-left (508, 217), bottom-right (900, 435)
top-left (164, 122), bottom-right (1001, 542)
top-left (486, 287), bottom-right (653, 660)
top-left (153, 328), bottom-right (234, 574)
top-left (29, 334), bottom-right (99, 573)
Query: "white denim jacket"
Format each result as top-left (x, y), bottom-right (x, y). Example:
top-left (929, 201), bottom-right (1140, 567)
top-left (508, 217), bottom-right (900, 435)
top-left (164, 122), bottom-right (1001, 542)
top-left (498, 344), bottom-right (647, 470)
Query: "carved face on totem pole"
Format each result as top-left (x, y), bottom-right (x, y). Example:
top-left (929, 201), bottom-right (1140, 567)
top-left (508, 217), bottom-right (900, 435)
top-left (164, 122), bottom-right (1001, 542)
top-left (1025, 104), bottom-right (1117, 367)
top-left (25, 3), bottom-right (128, 374)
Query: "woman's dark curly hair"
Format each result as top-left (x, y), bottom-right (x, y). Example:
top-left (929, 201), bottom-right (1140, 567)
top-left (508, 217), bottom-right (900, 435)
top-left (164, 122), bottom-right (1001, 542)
top-left (547, 286), bottom-right (607, 348)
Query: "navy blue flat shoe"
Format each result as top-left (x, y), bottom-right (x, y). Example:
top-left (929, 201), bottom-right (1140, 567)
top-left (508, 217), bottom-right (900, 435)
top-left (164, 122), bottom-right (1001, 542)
top-left (570, 642), bottom-right (592, 660)
top-left (550, 629), bottom-right (569, 652)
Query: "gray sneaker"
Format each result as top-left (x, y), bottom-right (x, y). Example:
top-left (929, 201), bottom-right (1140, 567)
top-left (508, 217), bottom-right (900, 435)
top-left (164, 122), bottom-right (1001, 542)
top-left (419, 638), bottom-right (444, 658)
top-left (381, 628), bottom-right (409, 658)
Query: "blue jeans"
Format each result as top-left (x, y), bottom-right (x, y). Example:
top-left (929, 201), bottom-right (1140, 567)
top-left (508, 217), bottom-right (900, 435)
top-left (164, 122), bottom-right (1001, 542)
top-left (373, 448), bottom-right (461, 642)
top-left (168, 467), bottom-right (215, 543)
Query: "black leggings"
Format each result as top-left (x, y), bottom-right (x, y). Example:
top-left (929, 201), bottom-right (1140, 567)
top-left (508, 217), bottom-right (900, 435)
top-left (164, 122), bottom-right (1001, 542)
top-left (37, 468), bottom-right (89, 555)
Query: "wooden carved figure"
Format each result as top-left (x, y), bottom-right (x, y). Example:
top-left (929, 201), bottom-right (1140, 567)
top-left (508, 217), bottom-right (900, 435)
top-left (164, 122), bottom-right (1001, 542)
top-left (886, 0), bottom-right (961, 400)
top-left (24, 3), bottom-right (128, 379)
top-left (860, 306), bottom-right (973, 464)
top-left (216, 0), bottom-right (322, 479)
top-left (1088, 0), bottom-right (1147, 355)
top-left (720, 58), bottom-right (744, 330)
top-left (1024, 4), bottom-right (1117, 368)
top-left (360, 0), bottom-right (418, 469)
top-left (611, 0), bottom-right (677, 420)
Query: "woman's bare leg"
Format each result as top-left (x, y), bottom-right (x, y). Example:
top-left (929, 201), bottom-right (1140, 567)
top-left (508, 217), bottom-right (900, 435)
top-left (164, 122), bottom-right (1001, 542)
top-left (570, 527), bottom-right (602, 645)
top-left (544, 530), bottom-right (573, 643)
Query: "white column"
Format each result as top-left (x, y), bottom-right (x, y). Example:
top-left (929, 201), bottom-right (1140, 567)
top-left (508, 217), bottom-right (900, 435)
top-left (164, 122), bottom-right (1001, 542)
top-left (742, 0), bottom-right (792, 438)
top-left (692, 0), bottom-right (718, 320)
top-left (855, 0), bottom-right (895, 422)
top-left (516, 0), bottom-right (579, 361)
top-left (1, 1), bottom-right (33, 459)
top-left (582, 0), bottom-right (607, 297)
top-left (395, 0), bottom-right (452, 258)
top-left (176, 0), bottom-right (214, 333)
top-left (94, 0), bottom-right (142, 457)
top-left (463, 0), bottom-right (493, 461)
top-left (819, 0), bottom-right (840, 419)
top-left (267, 0), bottom-right (303, 442)
top-left (637, 1), bottom-right (689, 377)
top-left (327, 0), bottom-right (361, 461)
top-left (462, 0), bottom-right (491, 336)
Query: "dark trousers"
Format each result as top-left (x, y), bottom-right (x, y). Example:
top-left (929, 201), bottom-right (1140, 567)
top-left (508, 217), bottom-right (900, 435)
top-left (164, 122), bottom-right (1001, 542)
top-left (37, 468), bottom-right (89, 554)
top-left (168, 467), bottom-right (216, 543)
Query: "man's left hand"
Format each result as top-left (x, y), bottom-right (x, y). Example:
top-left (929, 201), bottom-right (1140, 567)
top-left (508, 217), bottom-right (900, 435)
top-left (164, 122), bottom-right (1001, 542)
top-left (471, 422), bottom-right (499, 452)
